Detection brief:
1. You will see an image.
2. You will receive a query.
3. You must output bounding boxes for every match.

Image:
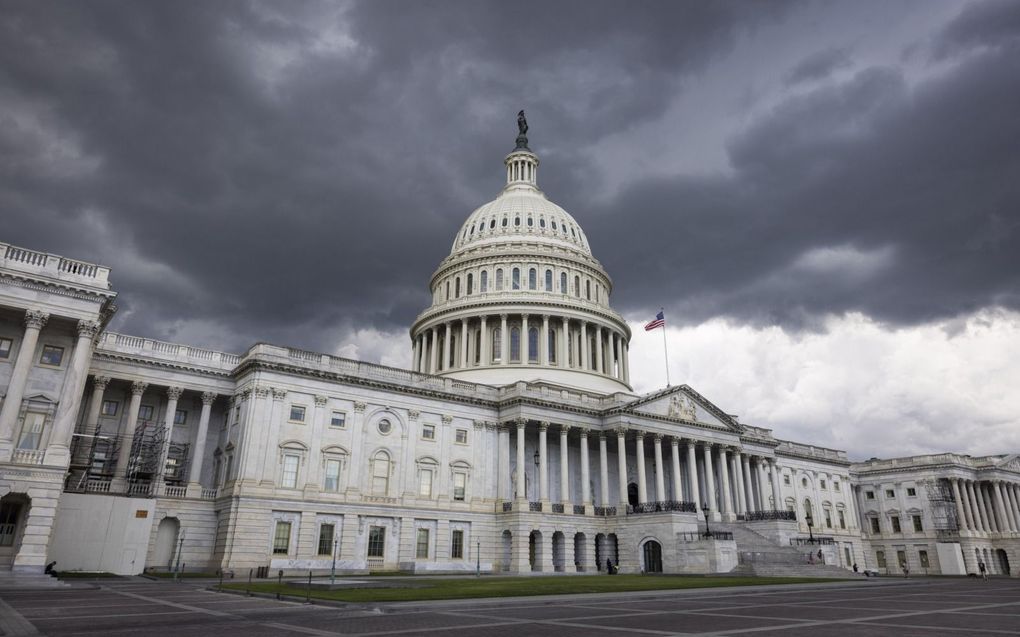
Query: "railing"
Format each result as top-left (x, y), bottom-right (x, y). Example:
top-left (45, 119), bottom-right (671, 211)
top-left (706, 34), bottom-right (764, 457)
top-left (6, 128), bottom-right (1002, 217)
top-left (743, 509), bottom-right (797, 522)
top-left (502, 501), bottom-right (513, 512)
top-left (11, 449), bottom-right (45, 465)
top-left (97, 332), bottom-right (241, 369)
top-left (163, 485), bottom-right (187, 498)
top-left (362, 495), bottom-right (398, 504)
top-left (551, 503), bottom-right (564, 513)
top-left (594, 506), bottom-right (617, 516)
top-left (85, 479), bottom-right (111, 493)
top-left (678, 531), bottom-right (734, 541)
top-left (627, 500), bottom-right (697, 514)
top-left (201, 488), bottom-right (218, 500)
top-left (0, 523), bottom-right (16, 546)
top-left (573, 505), bottom-right (586, 515)
top-left (128, 481), bottom-right (152, 496)
top-left (790, 536), bottom-right (835, 546)
top-left (528, 501), bottom-right (543, 512)
top-left (1, 242), bottom-right (110, 285)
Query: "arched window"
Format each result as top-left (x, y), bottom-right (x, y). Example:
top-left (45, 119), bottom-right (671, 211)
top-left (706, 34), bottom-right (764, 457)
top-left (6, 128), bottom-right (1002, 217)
top-left (552, 221), bottom-right (558, 230)
top-left (512, 268), bottom-right (520, 290)
top-left (574, 276), bottom-right (580, 297)
top-left (466, 273), bottom-right (473, 295)
top-left (501, 217), bottom-right (508, 227)
top-left (480, 271), bottom-right (488, 293)
top-left (560, 272), bottom-right (567, 294)
top-left (510, 327), bottom-right (521, 362)
top-left (490, 219), bottom-right (496, 229)
top-left (492, 327), bottom-right (502, 361)
top-left (539, 218), bottom-right (546, 228)
top-left (548, 330), bottom-right (556, 363)
top-left (455, 277), bottom-right (461, 298)
top-left (586, 280), bottom-right (591, 300)
top-left (496, 268), bottom-right (503, 290)
top-left (445, 281), bottom-right (450, 301)
top-left (514, 217), bottom-right (521, 227)
top-left (528, 268), bottom-right (536, 290)
top-left (527, 217), bottom-right (533, 227)
top-left (544, 270), bottom-right (552, 292)
top-left (371, 451), bottom-right (390, 495)
top-left (474, 329), bottom-right (481, 364)
top-left (528, 327), bottom-right (539, 363)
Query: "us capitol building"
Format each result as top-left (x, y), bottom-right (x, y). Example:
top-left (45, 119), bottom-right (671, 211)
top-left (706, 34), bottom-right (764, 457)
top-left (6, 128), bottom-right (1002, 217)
top-left (1, 121), bottom-right (1018, 580)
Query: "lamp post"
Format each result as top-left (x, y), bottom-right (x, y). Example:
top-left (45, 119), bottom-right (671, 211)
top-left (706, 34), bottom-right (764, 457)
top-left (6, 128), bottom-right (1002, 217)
top-left (533, 450), bottom-right (540, 501)
top-left (330, 536), bottom-right (338, 585)
top-left (173, 529), bottom-right (186, 581)
top-left (476, 540), bottom-right (481, 578)
top-left (702, 502), bottom-right (712, 537)
top-left (806, 512), bottom-right (815, 543)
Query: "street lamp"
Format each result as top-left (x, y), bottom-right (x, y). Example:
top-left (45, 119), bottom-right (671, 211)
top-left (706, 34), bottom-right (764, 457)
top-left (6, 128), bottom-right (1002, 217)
top-left (805, 512), bottom-right (815, 543)
top-left (701, 502), bottom-right (712, 537)
top-left (330, 536), bottom-right (338, 585)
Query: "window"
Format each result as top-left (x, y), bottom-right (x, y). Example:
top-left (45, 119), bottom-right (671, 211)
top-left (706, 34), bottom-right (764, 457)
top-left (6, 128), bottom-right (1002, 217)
top-left (824, 509), bottom-right (832, 528)
top-left (512, 268), bottom-right (520, 290)
top-left (455, 429), bottom-right (468, 445)
top-left (802, 478), bottom-right (808, 488)
top-left (585, 280), bottom-right (591, 300)
top-left (838, 510), bottom-right (846, 529)
top-left (367, 526), bottom-right (385, 557)
top-left (784, 475), bottom-right (791, 485)
top-left (419, 468), bottom-right (433, 497)
top-left (820, 479), bottom-right (827, 489)
top-left (444, 281), bottom-right (449, 300)
top-left (290, 405), bottom-right (306, 422)
top-left (139, 405), bottom-right (155, 421)
top-left (574, 275), bottom-right (580, 297)
top-left (455, 277), bottom-right (460, 298)
top-left (885, 489), bottom-right (895, 498)
top-left (833, 480), bottom-right (840, 492)
top-left (528, 327), bottom-right (538, 362)
top-left (101, 400), bottom-right (119, 416)
top-left (548, 330), bottom-right (556, 364)
top-left (495, 269), bottom-right (503, 290)
top-left (919, 550), bottom-right (930, 568)
top-left (0, 501), bottom-right (23, 547)
top-left (174, 409), bottom-right (187, 425)
top-left (492, 327), bottom-right (502, 361)
top-left (896, 550), bottom-right (906, 570)
top-left (906, 487), bottom-right (917, 497)
top-left (273, 521), bottom-right (291, 554)
top-left (510, 327), bottom-right (521, 362)
top-left (912, 514), bottom-right (923, 532)
top-left (480, 271), bottom-right (488, 293)
top-left (451, 529), bottom-right (464, 559)
top-left (318, 523), bottom-right (335, 556)
top-left (0, 337), bottom-right (11, 359)
top-left (466, 273), bottom-right (473, 295)
top-left (560, 272), bottom-right (567, 294)
top-left (281, 454), bottom-right (300, 488)
top-left (416, 528), bottom-right (429, 559)
top-left (330, 411), bottom-right (346, 428)
top-left (323, 459), bottom-right (341, 492)
top-left (377, 419), bottom-right (392, 435)
top-left (453, 472), bottom-right (467, 501)
top-left (870, 517), bottom-right (880, 533)
top-left (39, 345), bottom-right (64, 366)
top-left (371, 451), bottom-right (390, 495)
top-left (16, 412), bottom-right (45, 450)
top-left (527, 216), bottom-right (533, 226)
top-left (545, 270), bottom-right (552, 291)
top-left (876, 550), bottom-right (887, 568)
top-left (866, 491), bottom-right (875, 500)
top-left (891, 516), bottom-right (901, 533)
top-left (528, 268), bottom-right (536, 290)
top-left (422, 424), bottom-right (435, 440)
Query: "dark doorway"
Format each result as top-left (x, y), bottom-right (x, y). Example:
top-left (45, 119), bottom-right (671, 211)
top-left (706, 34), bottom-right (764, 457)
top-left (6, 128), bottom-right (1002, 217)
top-left (643, 540), bottom-right (663, 573)
top-left (628, 482), bottom-right (639, 507)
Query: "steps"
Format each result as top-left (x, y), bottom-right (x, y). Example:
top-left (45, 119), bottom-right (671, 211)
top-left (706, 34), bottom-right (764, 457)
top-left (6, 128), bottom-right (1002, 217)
top-left (713, 523), bottom-right (864, 580)
top-left (0, 569), bottom-right (69, 589)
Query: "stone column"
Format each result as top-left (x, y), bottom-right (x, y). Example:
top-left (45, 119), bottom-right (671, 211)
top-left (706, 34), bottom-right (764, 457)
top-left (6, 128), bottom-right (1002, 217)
top-left (412, 336), bottom-right (420, 372)
top-left (703, 444), bottom-right (718, 519)
top-left (460, 320), bottom-right (469, 368)
top-left (770, 460), bottom-right (783, 511)
top-left (580, 322), bottom-right (589, 370)
top-left (1007, 483), bottom-right (1020, 531)
top-left (497, 423), bottom-right (510, 501)
top-left (500, 314), bottom-right (509, 366)
top-left (479, 316), bottom-right (489, 365)
top-left (186, 392), bottom-right (216, 495)
top-left (731, 452), bottom-right (746, 516)
top-left (686, 441), bottom-right (701, 507)
top-left (621, 341), bottom-right (630, 384)
top-left (598, 432), bottom-right (609, 507)
top-left (653, 434), bottom-right (665, 502)
top-left (757, 458), bottom-right (770, 510)
top-left (742, 454), bottom-right (755, 512)
top-left (515, 419), bottom-right (526, 502)
top-left (670, 438), bottom-right (683, 502)
top-left (559, 425), bottom-right (570, 504)
top-left (155, 386), bottom-right (184, 489)
top-left (521, 314), bottom-right (530, 364)
top-left (442, 322), bottom-right (452, 371)
top-left (579, 428), bottom-right (592, 507)
top-left (541, 315), bottom-right (550, 366)
top-left (46, 320), bottom-right (101, 464)
top-left (718, 446), bottom-right (734, 518)
top-left (112, 381), bottom-right (148, 487)
top-left (428, 327), bottom-right (439, 373)
top-left (83, 376), bottom-right (111, 435)
top-left (538, 422), bottom-right (549, 502)
top-left (993, 481), bottom-right (1015, 533)
top-left (959, 479), bottom-right (976, 531)
top-left (560, 317), bottom-right (569, 367)
top-left (634, 431), bottom-right (648, 504)
top-left (616, 428), bottom-right (628, 507)
top-left (608, 331), bottom-right (617, 379)
top-left (595, 326), bottom-right (604, 374)
top-left (967, 481), bottom-right (986, 532)
top-left (0, 310), bottom-right (48, 456)
top-left (981, 483), bottom-right (999, 532)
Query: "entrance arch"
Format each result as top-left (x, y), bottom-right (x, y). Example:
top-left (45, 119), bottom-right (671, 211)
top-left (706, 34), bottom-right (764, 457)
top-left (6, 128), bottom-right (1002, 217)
top-left (628, 483), bottom-right (639, 507)
top-left (594, 532), bottom-right (607, 571)
top-left (529, 530), bottom-right (543, 572)
top-left (996, 549), bottom-right (1009, 575)
top-left (551, 531), bottom-right (565, 572)
top-left (0, 493), bottom-right (30, 570)
top-left (573, 532), bottom-right (587, 572)
top-left (154, 517), bottom-right (180, 570)
top-left (500, 530), bottom-right (512, 572)
top-left (641, 538), bottom-right (663, 573)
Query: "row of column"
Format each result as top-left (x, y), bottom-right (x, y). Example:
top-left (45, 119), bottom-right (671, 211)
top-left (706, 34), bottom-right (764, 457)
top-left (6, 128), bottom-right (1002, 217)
top-left (413, 313), bottom-right (629, 382)
top-left (950, 477), bottom-right (1020, 535)
top-left (499, 421), bottom-right (784, 519)
top-left (0, 309), bottom-right (99, 465)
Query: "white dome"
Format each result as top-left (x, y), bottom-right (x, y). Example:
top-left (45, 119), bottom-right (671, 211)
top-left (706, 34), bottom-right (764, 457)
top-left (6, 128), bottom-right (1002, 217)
top-left (452, 188), bottom-right (592, 255)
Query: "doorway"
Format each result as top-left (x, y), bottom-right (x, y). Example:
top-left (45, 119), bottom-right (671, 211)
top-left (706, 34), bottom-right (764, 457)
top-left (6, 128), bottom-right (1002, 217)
top-left (642, 539), bottom-right (663, 573)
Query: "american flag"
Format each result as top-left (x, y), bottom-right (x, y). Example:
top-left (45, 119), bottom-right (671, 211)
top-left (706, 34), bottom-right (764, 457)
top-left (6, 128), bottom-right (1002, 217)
top-left (644, 311), bottom-right (665, 331)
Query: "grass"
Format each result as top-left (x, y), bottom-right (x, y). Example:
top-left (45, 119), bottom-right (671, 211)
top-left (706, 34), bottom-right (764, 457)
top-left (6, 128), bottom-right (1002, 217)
top-left (145, 571), bottom-right (218, 578)
top-left (220, 574), bottom-right (838, 603)
top-left (55, 571), bottom-right (121, 579)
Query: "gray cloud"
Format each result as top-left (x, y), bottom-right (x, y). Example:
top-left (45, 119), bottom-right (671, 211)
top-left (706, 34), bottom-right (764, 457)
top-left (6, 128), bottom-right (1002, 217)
top-left (784, 46), bottom-right (853, 86)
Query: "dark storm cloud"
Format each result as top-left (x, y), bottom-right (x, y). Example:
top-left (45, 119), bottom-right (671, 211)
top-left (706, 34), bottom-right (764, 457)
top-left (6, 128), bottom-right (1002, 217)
top-left (784, 46), bottom-right (853, 86)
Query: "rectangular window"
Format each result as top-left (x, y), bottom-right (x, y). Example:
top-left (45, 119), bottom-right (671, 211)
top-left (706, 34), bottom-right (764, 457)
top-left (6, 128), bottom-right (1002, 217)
top-left (783, 475), bottom-right (791, 485)
top-left (273, 521), bottom-right (291, 554)
top-left (0, 501), bottom-right (23, 546)
top-left (919, 550), bottom-right (930, 568)
top-left (416, 528), bottom-right (429, 559)
top-left (866, 491), bottom-right (875, 500)
top-left (289, 405), bottom-right (306, 422)
top-left (317, 523), bottom-right (335, 556)
top-left (451, 529), bottom-right (464, 559)
top-left (912, 514), bottom-right (923, 532)
top-left (281, 454), bottom-right (299, 488)
top-left (480, 271), bottom-right (488, 293)
top-left (101, 400), bottom-right (119, 416)
top-left (885, 489), bottom-right (895, 498)
top-left (838, 510), bottom-right (846, 529)
top-left (820, 479), bottom-right (827, 490)
top-left (139, 405), bottom-right (154, 421)
top-left (39, 344), bottom-right (64, 366)
top-left (330, 411), bottom-right (346, 428)
top-left (876, 550), bottom-right (887, 568)
top-left (174, 409), bottom-right (187, 425)
top-left (419, 468), bottom-right (433, 497)
top-left (833, 481), bottom-right (840, 492)
top-left (907, 487), bottom-right (917, 497)
top-left (16, 412), bottom-right (45, 450)
top-left (323, 459), bottom-right (341, 492)
top-left (0, 337), bottom-right (12, 359)
top-left (453, 472), bottom-right (466, 501)
top-left (455, 429), bottom-right (468, 444)
top-left (367, 526), bottom-right (385, 557)
top-left (896, 550), bottom-right (906, 570)
top-left (528, 268), bottom-right (536, 290)
top-left (891, 516), bottom-right (901, 533)
top-left (544, 270), bottom-right (552, 292)
top-left (422, 424), bottom-right (435, 440)
top-left (512, 268), bottom-right (520, 290)
top-left (870, 517), bottom-right (880, 533)
top-left (824, 510), bottom-right (832, 528)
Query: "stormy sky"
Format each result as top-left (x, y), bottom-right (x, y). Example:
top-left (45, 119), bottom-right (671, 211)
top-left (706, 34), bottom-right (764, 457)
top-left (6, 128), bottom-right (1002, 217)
top-left (2, 0), bottom-right (1018, 459)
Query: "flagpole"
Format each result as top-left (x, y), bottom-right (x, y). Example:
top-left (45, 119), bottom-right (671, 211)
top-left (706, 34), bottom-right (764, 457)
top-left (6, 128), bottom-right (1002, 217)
top-left (660, 308), bottom-right (670, 387)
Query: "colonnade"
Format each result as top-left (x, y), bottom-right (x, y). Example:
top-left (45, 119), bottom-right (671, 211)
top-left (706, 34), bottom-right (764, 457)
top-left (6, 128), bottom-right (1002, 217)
top-left (498, 420), bottom-right (784, 520)
top-left (412, 313), bottom-right (630, 383)
top-left (949, 477), bottom-right (1020, 535)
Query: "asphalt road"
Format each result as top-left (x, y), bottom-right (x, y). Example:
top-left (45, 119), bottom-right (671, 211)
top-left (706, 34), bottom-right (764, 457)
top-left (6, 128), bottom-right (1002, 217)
top-left (1, 576), bottom-right (1018, 636)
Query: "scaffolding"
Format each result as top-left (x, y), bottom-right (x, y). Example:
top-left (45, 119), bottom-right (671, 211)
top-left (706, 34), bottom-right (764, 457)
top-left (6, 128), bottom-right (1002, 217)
top-left (923, 478), bottom-right (960, 540)
top-left (128, 422), bottom-right (190, 485)
top-left (64, 421), bottom-right (189, 493)
top-left (66, 425), bottom-right (122, 491)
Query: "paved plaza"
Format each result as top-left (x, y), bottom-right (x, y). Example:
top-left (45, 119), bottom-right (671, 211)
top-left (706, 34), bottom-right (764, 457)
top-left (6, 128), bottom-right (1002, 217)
top-left (1, 577), bottom-right (1019, 636)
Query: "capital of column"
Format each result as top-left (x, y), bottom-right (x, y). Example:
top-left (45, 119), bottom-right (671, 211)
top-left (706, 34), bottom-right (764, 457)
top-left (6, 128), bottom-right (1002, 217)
top-left (407, 409), bottom-right (420, 420)
top-left (538, 421), bottom-right (549, 432)
top-left (24, 309), bottom-right (49, 329)
top-left (542, 314), bottom-right (550, 321)
top-left (560, 423), bottom-right (571, 435)
top-left (653, 433), bottom-right (664, 443)
top-left (634, 430), bottom-right (645, 440)
top-left (441, 414), bottom-right (454, 424)
top-left (77, 319), bottom-right (101, 339)
top-left (271, 387), bottom-right (288, 400)
top-left (500, 313), bottom-right (508, 320)
top-left (314, 394), bottom-right (328, 407)
top-left (166, 386), bottom-right (184, 400)
top-left (92, 375), bottom-right (111, 391)
top-left (614, 427), bottom-right (628, 438)
top-left (131, 380), bottom-right (148, 396)
top-left (354, 401), bottom-right (367, 412)
top-left (201, 391), bottom-right (217, 406)
top-left (670, 436), bottom-right (680, 447)
top-left (514, 417), bottom-right (527, 429)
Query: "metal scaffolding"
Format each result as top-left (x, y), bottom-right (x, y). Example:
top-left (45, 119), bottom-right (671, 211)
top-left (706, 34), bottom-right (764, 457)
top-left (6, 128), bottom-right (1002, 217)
top-left (923, 478), bottom-right (960, 540)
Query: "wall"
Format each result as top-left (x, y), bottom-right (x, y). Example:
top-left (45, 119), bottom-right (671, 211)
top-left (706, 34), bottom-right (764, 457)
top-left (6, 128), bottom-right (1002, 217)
top-left (49, 493), bottom-right (155, 574)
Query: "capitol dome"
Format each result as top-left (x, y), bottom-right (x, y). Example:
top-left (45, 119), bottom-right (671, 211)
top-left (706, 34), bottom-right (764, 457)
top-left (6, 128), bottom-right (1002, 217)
top-left (410, 117), bottom-right (632, 393)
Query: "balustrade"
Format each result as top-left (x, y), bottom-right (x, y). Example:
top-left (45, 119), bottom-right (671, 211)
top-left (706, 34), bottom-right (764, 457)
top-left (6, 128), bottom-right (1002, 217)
top-left (678, 530), bottom-right (733, 541)
top-left (627, 500), bottom-right (696, 515)
top-left (742, 509), bottom-right (797, 522)
top-left (593, 506), bottom-right (617, 516)
top-left (11, 449), bottom-right (45, 465)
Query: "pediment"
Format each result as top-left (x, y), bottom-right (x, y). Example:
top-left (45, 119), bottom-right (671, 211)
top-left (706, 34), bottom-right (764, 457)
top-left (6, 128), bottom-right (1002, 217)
top-left (623, 385), bottom-right (740, 432)
top-left (994, 454), bottom-right (1020, 474)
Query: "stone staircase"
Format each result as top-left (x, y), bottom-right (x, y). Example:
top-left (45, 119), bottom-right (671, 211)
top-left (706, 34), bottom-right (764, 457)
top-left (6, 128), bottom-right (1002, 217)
top-left (0, 569), bottom-right (69, 589)
top-left (716, 523), bottom-right (863, 579)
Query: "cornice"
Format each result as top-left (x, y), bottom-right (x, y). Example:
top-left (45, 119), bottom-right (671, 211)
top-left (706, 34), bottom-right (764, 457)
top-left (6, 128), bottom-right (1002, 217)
top-left (92, 350), bottom-right (236, 379)
top-left (0, 271), bottom-right (117, 303)
top-left (412, 297), bottom-right (630, 335)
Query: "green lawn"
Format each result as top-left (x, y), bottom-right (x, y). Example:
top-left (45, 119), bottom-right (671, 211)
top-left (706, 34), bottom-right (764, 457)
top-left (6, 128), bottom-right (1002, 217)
top-left (221, 574), bottom-right (837, 603)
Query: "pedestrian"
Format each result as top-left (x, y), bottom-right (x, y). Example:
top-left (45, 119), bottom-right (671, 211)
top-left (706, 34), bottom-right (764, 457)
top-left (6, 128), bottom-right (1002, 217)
top-left (852, 562), bottom-right (858, 573)
top-left (902, 562), bottom-right (909, 578)
top-left (817, 549), bottom-right (824, 564)
top-left (606, 558), bottom-right (613, 574)
top-left (979, 561), bottom-right (987, 580)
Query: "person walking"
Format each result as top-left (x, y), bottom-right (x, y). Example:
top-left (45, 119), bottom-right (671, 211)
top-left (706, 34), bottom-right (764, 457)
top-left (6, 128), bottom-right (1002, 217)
top-left (979, 561), bottom-right (987, 580)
